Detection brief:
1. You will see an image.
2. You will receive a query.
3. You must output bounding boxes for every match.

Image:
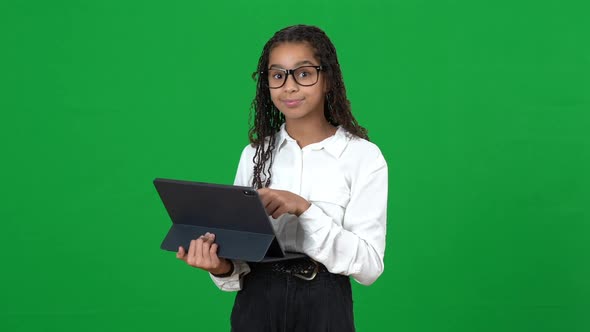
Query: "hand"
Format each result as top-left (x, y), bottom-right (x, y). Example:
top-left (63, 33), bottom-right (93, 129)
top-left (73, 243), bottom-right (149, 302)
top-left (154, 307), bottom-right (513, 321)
top-left (257, 188), bottom-right (311, 218)
top-left (176, 232), bottom-right (232, 276)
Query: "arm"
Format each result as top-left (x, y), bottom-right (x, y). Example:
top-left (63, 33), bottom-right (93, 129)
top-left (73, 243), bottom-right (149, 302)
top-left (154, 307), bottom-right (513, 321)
top-left (298, 153), bottom-right (388, 285)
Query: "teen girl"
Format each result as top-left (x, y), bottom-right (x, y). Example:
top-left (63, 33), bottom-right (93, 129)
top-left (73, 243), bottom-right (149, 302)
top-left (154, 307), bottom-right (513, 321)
top-left (176, 25), bottom-right (388, 331)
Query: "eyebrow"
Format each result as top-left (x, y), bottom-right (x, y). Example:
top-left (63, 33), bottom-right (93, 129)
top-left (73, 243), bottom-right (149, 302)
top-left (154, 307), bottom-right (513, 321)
top-left (269, 60), bottom-right (316, 69)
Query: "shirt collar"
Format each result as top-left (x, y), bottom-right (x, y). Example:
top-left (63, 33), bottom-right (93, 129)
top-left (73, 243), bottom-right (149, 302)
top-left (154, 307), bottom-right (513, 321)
top-left (277, 123), bottom-right (350, 159)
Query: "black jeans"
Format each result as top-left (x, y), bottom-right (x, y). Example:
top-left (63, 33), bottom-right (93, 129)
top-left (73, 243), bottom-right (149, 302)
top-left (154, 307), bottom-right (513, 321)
top-left (230, 261), bottom-right (355, 332)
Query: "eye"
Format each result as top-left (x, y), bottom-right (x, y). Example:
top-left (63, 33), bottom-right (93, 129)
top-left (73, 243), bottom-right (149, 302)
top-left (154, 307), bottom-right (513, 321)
top-left (269, 70), bottom-right (284, 80)
top-left (297, 70), bottom-right (311, 78)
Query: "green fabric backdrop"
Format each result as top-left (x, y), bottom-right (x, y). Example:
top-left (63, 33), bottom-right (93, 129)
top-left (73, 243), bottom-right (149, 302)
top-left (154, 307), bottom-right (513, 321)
top-left (1, 0), bottom-right (588, 331)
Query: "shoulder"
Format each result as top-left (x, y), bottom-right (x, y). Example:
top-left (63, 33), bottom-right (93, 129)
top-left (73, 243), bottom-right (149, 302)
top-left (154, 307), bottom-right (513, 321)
top-left (339, 135), bottom-right (388, 191)
top-left (333, 130), bottom-right (388, 183)
top-left (236, 143), bottom-right (258, 169)
top-left (234, 143), bottom-right (257, 187)
top-left (346, 135), bottom-right (383, 156)
top-left (240, 143), bottom-right (257, 159)
top-left (344, 134), bottom-right (387, 168)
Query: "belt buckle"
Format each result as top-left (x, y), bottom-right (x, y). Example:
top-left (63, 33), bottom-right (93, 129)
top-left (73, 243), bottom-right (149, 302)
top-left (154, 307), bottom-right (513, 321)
top-left (292, 260), bottom-right (319, 281)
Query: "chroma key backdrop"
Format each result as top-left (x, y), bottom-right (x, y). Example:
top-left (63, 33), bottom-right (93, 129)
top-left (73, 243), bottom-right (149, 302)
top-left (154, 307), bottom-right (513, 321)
top-left (1, 0), bottom-right (589, 331)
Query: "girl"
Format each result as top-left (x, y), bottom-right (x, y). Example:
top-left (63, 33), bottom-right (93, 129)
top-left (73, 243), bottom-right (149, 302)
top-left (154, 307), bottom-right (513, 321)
top-left (177, 24), bottom-right (388, 331)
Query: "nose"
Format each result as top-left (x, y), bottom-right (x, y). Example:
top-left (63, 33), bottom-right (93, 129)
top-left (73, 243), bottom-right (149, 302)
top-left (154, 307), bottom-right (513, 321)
top-left (282, 73), bottom-right (299, 92)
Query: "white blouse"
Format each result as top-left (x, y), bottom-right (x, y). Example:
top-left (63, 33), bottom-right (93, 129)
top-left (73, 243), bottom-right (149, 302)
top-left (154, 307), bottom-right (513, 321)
top-left (210, 124), bottom-right (388, 291)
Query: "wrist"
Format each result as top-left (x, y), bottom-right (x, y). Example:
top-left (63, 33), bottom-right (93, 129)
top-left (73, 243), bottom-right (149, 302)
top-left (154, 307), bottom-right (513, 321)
top-left (211, 259), bottom-right (233, 277)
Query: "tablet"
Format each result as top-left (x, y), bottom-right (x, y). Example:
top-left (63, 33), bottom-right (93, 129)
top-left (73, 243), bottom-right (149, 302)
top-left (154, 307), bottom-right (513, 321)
top-left (154, 178), bottom-right (305, 262)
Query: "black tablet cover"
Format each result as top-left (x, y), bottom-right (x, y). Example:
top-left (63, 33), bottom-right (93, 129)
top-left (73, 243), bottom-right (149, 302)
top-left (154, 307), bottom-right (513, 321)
top-left (154, 178), bottom-right (305, 262)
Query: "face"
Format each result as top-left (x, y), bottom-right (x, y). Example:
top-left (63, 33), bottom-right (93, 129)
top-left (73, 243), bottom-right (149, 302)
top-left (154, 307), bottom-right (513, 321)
top-left (267, 42), bottom-right (328, 123)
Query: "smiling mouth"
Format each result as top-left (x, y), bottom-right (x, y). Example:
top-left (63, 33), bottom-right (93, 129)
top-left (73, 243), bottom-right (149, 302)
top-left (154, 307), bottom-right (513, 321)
top-left (282, 99), bottom-right (304, 107)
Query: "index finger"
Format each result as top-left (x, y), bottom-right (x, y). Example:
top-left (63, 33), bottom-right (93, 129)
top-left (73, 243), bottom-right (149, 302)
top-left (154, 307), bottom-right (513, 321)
top-left (257, 188), bottom-right (269, 195)
top-left (257, 188), bottom-right (272, 206)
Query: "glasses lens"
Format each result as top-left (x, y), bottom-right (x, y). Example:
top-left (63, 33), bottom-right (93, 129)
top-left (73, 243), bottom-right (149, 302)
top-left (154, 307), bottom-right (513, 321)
top-left (267, 69), bottom-right (286, 88)
top-left (293, 66), bottom-right (319, 86)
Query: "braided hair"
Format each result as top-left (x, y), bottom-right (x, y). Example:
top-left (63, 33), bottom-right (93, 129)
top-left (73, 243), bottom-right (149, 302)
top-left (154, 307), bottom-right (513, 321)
top-left (249, 25), bottom-right (368, 188)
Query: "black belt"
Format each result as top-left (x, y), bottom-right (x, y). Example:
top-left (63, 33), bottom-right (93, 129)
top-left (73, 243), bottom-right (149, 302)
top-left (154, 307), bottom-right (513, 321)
top-left (250, 257), bottom-right (329, 281)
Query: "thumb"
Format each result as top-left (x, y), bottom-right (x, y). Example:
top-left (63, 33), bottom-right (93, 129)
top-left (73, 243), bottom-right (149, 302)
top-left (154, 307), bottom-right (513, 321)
top-left (176, 246), bottom-right (186, 260)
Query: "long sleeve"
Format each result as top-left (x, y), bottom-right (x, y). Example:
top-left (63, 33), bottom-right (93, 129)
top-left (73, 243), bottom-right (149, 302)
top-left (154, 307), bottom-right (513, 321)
top-left (209, 260), bottom-right (250, 291)
top-left (297, 151), bottom-right (388, 285)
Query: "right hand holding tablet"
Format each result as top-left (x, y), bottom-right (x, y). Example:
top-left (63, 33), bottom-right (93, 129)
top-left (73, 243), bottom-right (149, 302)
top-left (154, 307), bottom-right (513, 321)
top-left (176, 232), bottom-right (233, 276)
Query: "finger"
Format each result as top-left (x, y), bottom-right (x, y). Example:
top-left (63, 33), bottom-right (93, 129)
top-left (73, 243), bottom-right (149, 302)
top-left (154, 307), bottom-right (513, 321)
top-left (195, 236), bottom-right (204, 263)
top-left (272, 206), bottom-right (288, 219)
top-left (201, 238), bottom-right (212, 267)
top-left (265, 197), bottom-right (277, 210)
top-left (187, 239), bottom-right (198, 265)
top-left (188, 239), bottom-right (197, 258)
top-left (204, 232), bottom-right (215, 243)
top-left (202, 235), bottom-right (212, 251)
top-left (259, 194), bottom-right (271, 208)
top-left (258, 188), bottom-right (273, 207)
top-left (210, 243), bottom-right (220, 267)
top-left (266, 200), bottom-right (281, 217)
top-left (274, 202), bottom-right (292, 218)
top-left (210, 242), bottom-right (219, 255)
top-left (177, 246), bottom-right (186, 260)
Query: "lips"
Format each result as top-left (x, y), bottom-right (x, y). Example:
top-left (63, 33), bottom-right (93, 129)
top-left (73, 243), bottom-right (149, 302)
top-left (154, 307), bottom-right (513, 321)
top-left (281, 99), bottom-right (304, 108)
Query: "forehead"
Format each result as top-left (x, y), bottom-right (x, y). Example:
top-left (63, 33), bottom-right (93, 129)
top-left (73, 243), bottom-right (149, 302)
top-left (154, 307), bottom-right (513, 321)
top-left (268, 42), bottom-right (319, 68)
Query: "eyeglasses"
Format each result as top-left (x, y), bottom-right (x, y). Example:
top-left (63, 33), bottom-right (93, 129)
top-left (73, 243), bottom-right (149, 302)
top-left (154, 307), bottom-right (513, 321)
top-left (263, 65), bottom-right (323, 89)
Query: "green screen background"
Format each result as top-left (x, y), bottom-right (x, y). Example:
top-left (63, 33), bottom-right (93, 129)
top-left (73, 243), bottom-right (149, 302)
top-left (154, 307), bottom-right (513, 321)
top-left (1, 0), bottom-right (589, 331)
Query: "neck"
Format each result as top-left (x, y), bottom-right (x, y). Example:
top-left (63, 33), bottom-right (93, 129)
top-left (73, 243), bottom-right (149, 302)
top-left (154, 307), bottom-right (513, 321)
top-left (284, 117), bottom-right (337, 148)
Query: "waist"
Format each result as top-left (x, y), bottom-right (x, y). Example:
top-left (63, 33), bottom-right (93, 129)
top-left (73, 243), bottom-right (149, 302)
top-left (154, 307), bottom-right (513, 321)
top-left (250, 257), bottom-right (329, 280)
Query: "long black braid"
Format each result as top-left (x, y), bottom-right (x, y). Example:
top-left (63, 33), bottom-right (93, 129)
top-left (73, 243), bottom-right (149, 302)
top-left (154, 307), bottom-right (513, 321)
top-left (249, 25), bottom-right (368, 188)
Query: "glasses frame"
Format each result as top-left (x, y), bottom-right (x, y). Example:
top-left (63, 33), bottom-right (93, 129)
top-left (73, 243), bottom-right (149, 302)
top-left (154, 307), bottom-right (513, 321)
top-left (262, 65), bottom-right (323, 89)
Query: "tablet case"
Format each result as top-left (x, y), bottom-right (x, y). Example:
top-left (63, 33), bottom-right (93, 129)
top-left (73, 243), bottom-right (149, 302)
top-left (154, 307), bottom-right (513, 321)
top-left (154, 178), bottom-right (305, 262)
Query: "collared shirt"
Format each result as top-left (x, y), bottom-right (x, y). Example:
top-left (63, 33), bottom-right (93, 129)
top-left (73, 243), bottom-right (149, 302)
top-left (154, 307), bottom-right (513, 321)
top-left (210, 124), bottom-right (388, 291)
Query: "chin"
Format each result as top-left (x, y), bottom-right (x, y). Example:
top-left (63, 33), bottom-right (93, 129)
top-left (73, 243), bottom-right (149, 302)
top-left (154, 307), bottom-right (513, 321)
top-left (279, 109), bottom-right (311, 120)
